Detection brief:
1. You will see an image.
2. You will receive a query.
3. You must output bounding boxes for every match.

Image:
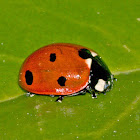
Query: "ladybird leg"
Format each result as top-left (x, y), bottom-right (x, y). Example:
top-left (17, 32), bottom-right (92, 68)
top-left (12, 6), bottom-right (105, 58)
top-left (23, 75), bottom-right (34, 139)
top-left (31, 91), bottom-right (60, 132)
top-left (55, 96), bottom-right (64, 103)
top-left (77, 90), bottom-right (86, 95)
top-left (26, 92), bottom-right (35, 97)
top-left (87, 90), bottom-right (97, 99)
top-left (91, 91), bottom-right (97, 99)
top-left (86, 88), bottom-right (97, 99)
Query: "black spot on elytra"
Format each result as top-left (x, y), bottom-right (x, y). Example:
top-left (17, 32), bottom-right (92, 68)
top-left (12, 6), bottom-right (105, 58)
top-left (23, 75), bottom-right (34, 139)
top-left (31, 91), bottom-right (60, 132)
top-left (50, 53), bottom-right (56, 62)
top-left (78, 49), bottom-right (92, 59)
top-left (57, 76), bottom-right (66, 86)
top-left (25, 70), bottom-right (33, 85)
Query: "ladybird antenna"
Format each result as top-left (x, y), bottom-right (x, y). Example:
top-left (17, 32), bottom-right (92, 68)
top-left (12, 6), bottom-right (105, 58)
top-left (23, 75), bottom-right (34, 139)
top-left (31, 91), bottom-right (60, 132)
top-left (113, 77), bottom-right (117, 81)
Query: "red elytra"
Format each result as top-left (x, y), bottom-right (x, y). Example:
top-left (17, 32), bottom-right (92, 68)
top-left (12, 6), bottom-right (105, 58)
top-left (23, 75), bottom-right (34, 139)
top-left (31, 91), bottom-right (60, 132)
top-left (19, 43), bottom-right (94, 95)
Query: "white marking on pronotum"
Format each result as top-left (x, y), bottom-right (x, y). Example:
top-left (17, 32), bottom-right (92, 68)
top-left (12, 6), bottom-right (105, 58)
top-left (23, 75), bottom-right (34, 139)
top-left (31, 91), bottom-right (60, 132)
top-left (95, 79), bottom-right (106, 92)
top-left (85, 58), bottom-right (92, 69)
top-left (113, 68), bottom-right (140, 75)
top-left (122, 45), bottom-right (131, 52)
top-left (91, 51), bottom-right (98, 57)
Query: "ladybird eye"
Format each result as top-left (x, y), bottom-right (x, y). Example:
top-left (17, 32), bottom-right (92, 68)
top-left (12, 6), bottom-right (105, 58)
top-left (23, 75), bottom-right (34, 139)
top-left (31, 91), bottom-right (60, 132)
top-left (57, 76), bottom-right (66, 86)
top-left (50, 53), bottom-right (56, 62)
top-left (25, 70), bottom-right (33, 85)
top-left (78, 49), bottom-right (91, 59)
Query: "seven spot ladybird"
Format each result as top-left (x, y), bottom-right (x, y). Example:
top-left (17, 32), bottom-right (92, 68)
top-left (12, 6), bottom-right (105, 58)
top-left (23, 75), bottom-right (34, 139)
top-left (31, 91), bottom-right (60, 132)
top-left (19, 43), bottom-right (115, 102)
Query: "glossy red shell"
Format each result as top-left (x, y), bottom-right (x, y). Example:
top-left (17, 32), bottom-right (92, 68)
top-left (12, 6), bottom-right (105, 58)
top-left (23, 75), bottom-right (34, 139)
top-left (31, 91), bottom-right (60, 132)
top-left (19, 43), bottom-right (92, 95)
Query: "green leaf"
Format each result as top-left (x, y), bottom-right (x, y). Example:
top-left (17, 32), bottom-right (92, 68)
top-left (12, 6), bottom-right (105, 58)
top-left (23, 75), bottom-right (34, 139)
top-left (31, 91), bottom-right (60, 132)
top-left (0, 0), bottom-right (139, 139)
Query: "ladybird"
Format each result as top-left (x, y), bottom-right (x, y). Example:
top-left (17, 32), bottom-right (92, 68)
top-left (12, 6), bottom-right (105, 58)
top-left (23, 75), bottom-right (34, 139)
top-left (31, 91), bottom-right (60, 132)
top-left (19, 43), bottom-right (115, 102)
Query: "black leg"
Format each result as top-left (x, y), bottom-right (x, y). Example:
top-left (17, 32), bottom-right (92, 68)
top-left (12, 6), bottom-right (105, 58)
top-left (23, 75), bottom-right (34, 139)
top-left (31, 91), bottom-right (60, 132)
top-left (86, 88), bottom-right (97, 99)
top-left (55, 96), bottom-right (64, 103)
top-left (26, 92), bottom-right (35, 97)
top-left (114, 78), bottom-right (117, 81)
top-left (91, 92), bottom-right (97, 99)
top-left (75, 90), bottom-right (86, 96)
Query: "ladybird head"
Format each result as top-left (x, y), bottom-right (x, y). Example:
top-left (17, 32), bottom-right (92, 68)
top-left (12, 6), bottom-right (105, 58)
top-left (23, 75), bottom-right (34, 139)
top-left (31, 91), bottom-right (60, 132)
top-left (104, 74), bottom-right (115, 92)
top-left (92, 74), bottom-right (115, 93)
